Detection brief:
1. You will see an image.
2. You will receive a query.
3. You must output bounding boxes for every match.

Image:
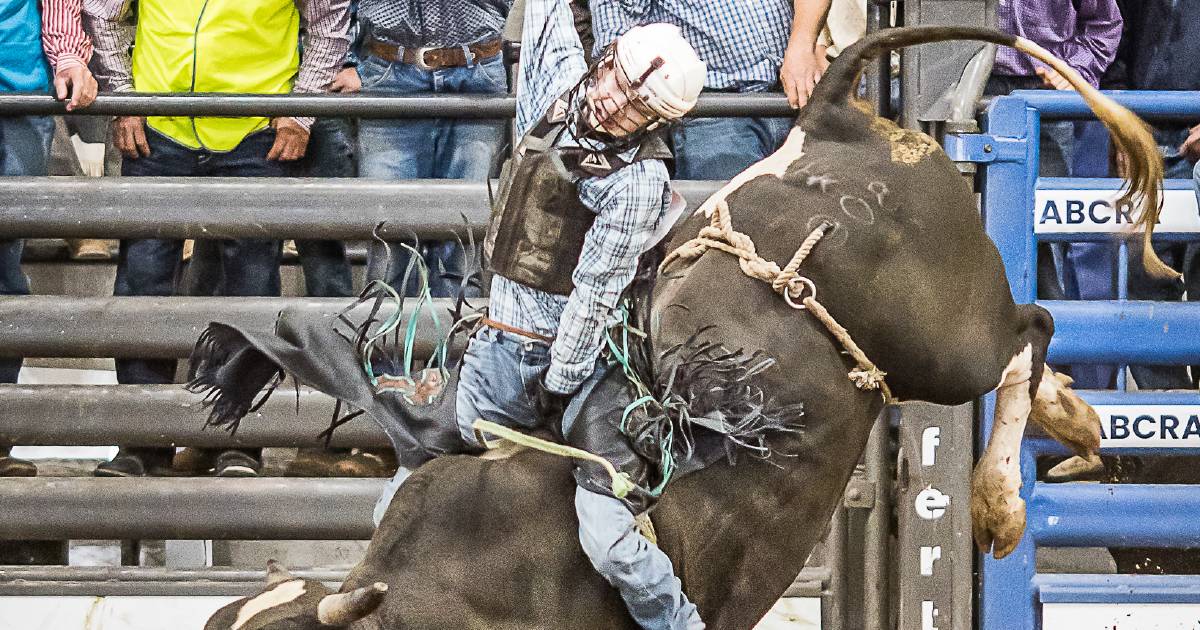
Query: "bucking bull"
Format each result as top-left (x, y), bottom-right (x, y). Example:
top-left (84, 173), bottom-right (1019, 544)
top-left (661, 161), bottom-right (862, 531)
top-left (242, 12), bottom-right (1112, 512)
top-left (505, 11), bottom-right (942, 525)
top-left (199, 26), bottom-right (1170, 630)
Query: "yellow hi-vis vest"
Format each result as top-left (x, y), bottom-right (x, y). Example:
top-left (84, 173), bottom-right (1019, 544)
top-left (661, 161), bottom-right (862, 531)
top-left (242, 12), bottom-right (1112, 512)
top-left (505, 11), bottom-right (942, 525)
top-left (131, 0), bottom-right (301, 151)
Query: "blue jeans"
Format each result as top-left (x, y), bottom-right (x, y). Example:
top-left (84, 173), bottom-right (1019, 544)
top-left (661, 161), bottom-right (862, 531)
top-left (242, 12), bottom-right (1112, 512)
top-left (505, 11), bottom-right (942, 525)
top-left (294, 118), bottom-right (354, 298)
top-left (357, 52), bottom-right (506, 297)
top-left (435, 328), bottom-right (702, 629)
top-left (0, 116), bottom-right (54, 383)
top-left (670, 116), bottom-right (791, 180)
top-left (117, 127), bottom-right (285, 385)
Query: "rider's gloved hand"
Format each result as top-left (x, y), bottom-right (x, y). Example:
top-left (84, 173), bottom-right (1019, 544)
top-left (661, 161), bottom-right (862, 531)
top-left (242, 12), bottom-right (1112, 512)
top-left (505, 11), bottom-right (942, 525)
top-left (534, 377), bottom-right (573, 424)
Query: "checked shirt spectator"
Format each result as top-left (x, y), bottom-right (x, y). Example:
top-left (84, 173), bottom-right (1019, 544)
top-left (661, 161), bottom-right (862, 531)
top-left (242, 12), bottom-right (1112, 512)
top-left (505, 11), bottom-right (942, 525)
top-left (591, 0), bottom-right (833, 180)
top-left (350, 0), bottom-right (512, 298)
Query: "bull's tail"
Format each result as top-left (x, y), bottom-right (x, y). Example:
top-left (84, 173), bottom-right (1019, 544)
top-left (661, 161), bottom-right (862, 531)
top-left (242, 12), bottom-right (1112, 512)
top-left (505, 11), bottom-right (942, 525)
top-left (809, 26), bottom-right (1177, 281)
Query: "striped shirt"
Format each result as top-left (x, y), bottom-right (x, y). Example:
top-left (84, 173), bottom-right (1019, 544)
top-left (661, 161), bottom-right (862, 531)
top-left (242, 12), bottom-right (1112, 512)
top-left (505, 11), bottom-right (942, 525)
top-left (358, 0), bottom-right (510, 49)
top-left (489, 0), bottom-right (672, 394)
top-left (590, 0), bottom-right (794, 92)
top-left (82, 0), bottom-right (350, 129)
top-left (41, 0), bottom-right (93, 72)
top-left (994, 0), bottom-right (1122, 87)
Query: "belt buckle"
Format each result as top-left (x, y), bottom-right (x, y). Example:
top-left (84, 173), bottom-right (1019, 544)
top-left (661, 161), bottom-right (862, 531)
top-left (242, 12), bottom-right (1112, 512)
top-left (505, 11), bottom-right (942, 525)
top-left (412, 46), bottom-right (437, 71)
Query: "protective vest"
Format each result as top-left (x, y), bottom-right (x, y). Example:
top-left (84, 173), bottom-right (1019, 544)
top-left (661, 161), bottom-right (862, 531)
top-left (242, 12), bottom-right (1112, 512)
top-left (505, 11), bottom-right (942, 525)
top-left (485, 94), bottom-right (672, 295)
top-left (0, 0), bottom-right (50, 93)
top-left (132, 0), bottom-right (301, 151)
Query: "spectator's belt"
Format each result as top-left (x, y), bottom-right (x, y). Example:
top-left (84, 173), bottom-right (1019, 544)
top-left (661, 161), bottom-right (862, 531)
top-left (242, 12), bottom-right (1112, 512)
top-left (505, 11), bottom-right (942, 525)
top-left (366, 37), bottom-right (503, 71)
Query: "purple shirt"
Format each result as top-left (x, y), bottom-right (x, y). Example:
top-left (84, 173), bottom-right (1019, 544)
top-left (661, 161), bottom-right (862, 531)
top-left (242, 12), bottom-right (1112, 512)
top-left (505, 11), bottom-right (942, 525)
top-left (994, 0), bottom-right (1123, 87)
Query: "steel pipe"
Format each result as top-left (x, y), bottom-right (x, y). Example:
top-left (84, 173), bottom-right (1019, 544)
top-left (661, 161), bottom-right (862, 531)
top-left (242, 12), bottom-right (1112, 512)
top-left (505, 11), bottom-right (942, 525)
top-left (0, 478), bottom-right (383, 540)
top-left (0, 385), bottom-right (389, 448)
top-left (0, 178), bottom-right (722, 240)
top-left (0, 296), bottom-right (456, 358)
top-left (1042, 300), bottom-right (1200, 364)
top-left (1029, 483), bottom-right (1200, 548)
top-left (0, 566), bottom-right (348, 596)
top-left (0, 93), bottom-right (794, 119)
top-left (1016, 89), bottom-right (1200, 122)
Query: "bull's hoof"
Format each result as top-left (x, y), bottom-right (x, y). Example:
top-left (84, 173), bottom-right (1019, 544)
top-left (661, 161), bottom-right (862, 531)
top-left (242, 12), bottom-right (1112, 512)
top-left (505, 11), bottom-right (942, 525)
top-left (1031, 371), bottom-right (1101, 457)
top-left (971, 461), bottom-right (1027, 559)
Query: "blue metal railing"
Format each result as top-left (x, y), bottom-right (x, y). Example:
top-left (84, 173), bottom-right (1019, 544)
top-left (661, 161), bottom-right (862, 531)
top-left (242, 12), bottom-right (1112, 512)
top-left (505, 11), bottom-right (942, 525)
top-left (962, 90), bottom-right (1200, 629)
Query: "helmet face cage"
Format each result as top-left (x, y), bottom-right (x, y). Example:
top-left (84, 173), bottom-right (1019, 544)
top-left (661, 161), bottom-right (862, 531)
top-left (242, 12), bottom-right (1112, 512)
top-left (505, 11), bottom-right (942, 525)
top-left (576, 43), bottom-right (667, 146)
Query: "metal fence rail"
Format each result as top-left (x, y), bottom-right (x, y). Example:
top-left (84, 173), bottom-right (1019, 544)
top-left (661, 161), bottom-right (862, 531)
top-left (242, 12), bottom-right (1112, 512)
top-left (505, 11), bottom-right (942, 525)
top-left (0, 296), bottom-right (454, 358)
top-left (0, 178), bottom-right (723, 240)
top-left (0, 93), bottom-right (795, 119)
top-left (0, 478), bottom-right (383, 540)
top-left (0, 384), bottom-right (386, 448)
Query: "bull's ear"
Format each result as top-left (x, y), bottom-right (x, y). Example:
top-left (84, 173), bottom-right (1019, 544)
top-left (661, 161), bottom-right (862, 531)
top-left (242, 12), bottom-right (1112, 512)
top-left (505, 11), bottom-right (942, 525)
top-left (316, 582), bottom-right (388, 625)
top-left (265, 559), bottom-right (294, 586)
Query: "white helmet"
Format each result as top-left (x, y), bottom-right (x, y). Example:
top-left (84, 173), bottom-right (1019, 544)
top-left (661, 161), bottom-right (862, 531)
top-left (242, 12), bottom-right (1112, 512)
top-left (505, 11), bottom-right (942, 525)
top-left (615, 23), bottom-right (707, 121)
top-left (582, 23), bottom-right (707, 141)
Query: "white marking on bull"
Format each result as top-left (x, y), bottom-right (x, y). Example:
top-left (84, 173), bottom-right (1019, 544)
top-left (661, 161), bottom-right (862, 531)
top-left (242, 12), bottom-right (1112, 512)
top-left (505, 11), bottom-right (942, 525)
top-left (697, 127), bottom-right (807, 217)
top-left (971, 344), bottom-right (1033, 559)
top-left (867, 181), bottom-right (889, 207)
top-left (232, 579), bottom-right (307, 630)
top-left (839, 195), bottom-right (874, 224)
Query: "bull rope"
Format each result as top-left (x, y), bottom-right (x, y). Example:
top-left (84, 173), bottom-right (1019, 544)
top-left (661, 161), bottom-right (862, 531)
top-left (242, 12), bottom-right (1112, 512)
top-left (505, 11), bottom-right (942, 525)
top-left (661, 200), bottom-right (893, 402)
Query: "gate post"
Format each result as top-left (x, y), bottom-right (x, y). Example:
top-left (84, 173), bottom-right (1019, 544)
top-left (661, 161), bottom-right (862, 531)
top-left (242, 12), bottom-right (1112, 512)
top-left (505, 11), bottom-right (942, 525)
top-left (945, 93), bottom-right (1038, 629)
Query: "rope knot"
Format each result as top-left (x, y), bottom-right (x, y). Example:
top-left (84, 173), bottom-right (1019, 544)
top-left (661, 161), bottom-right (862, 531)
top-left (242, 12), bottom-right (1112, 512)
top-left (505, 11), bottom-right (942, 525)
top-left (848, 367), bottom-right (888, 391)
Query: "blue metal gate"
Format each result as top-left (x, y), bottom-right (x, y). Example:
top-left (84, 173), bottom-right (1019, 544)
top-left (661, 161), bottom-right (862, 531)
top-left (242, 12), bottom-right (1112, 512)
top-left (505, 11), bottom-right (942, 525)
top-left (946, 90), bottom-right (1200, 629)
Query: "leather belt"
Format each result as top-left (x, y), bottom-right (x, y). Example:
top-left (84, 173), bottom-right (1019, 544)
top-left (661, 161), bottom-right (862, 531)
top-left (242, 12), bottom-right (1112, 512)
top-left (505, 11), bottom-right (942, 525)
top-left (365, 37), bottom-right (503, 71)
top-left (479, 317), bottom-right (554, 344)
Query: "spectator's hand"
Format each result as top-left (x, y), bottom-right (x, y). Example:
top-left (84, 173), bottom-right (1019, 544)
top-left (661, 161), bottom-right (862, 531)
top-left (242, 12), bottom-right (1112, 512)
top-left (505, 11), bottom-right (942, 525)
top-left (330, 67), bottom-right (361, 93)
top-left (112, 116), bottom-right (151, 159)
top-left (267, 117), bottom-right (310, 161)
top-left (1179, 123), bottom-right (1200, 162)
top-left (780, 41), bottom-right (829, 109)
top-left (1035, 66), bottom-right (1073, 91)
top-left (54, 65), bottom-right (98, 111)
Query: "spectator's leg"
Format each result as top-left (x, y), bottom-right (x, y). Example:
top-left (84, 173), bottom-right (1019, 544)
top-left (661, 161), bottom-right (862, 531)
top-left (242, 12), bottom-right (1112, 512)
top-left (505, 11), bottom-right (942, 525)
top-left (197, 128), bottom-right (293, 475)
top-left (358, 59), bottom-right (437, 293)
top-left (429, 54), bottom-right (507, 298)
top-left (1061, 242), bottom-right (1119, 389)
top-left (106, 235), bottom-right (185, 476)
top-left (182, 239), bottom-right (225, 296)
top-left (295, 118), bottom-right (354, 298)
top-left (0, 116), bottom-right (51, 479)
top-left (671, 116), bottom-right (783, 180)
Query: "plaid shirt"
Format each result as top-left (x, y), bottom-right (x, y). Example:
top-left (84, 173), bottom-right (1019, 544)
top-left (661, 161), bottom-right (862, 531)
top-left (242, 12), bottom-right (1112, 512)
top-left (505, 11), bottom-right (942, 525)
top-left (488, 0), bottom-right (672, 394)
top-left (358, 0), bottom-right (510, 48)
top-left (993, 0), bottom-right (1121, 87)
top-left (590, 0), bottom-right (793, 92)
top-left (82, 0), bottom-right (350, 130)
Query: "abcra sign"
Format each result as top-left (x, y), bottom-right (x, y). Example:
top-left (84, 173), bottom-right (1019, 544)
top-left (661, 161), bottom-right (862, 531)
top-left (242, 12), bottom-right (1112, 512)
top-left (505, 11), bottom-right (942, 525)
top-left (1034, 187), bottom-right (1200, 234)
top-left (1095, 405), bottom-right (1200, 448)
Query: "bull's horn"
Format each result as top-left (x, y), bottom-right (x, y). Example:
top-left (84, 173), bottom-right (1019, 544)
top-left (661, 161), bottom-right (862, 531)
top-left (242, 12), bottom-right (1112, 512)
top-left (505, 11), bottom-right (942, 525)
top-left (316, 582), bottom-right (389, 625)
top-left (265, 559), bottom-right (293, 586)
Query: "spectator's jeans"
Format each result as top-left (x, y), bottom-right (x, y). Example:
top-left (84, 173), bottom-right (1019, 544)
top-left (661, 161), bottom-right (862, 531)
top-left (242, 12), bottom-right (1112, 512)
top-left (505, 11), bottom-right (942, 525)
top-left (670, 115), bottom-right (792, 180)
top-left (0, 116), bottom-right (54, 384)
top-left (116, 128), bottom-right (285, 385)
top-left (357, 52), bottom-right (506, 297)
top-left (295, 118), bottom-right (355, 298)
